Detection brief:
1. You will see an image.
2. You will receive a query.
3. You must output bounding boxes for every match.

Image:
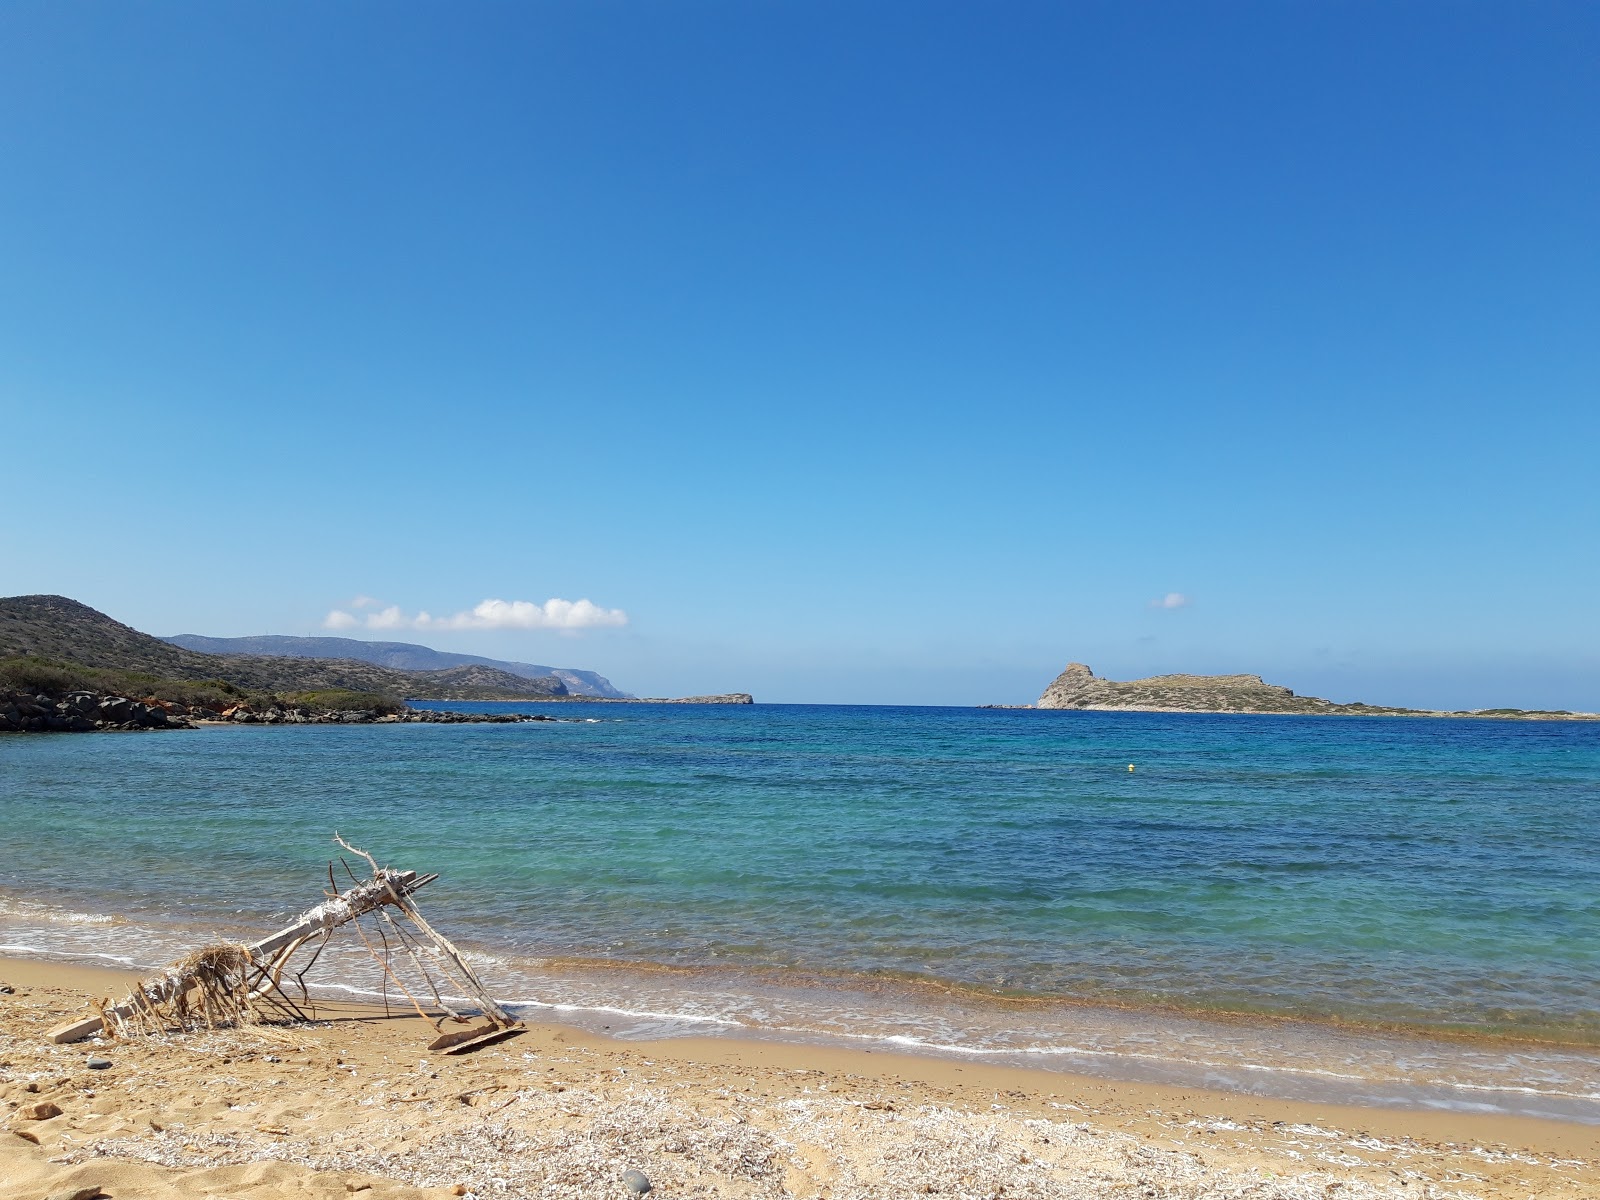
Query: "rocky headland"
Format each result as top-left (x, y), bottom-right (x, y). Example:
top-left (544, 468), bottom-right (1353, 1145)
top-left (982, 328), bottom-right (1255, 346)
top-left (0, 596), bottom-right (573, 702)
top-left (0, 595), bottom-right (755, 731)
top-left (1029, 662), bottom-right (1597, 720)
top-left (163, 632), bottom-right (630, 698)
top-left (0, 686), bottom-right (564, 734)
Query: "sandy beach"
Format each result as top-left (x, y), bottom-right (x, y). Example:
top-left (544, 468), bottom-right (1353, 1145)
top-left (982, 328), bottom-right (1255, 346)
top-left (3, 957), bottom-right (1596, 1200)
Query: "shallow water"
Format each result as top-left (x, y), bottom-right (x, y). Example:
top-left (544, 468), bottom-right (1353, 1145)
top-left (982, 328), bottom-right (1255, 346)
top-left (2, 704), bottom-right (1597, 1119)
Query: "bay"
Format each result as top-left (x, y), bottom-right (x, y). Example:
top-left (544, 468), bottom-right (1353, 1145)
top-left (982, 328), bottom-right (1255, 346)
top-left (3, 704), bottom-right (1597, 1120)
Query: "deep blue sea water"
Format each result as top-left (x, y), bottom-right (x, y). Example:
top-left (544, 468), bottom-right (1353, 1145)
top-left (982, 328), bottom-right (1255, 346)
top-left (3, 704), bottom-right (1598, 1119)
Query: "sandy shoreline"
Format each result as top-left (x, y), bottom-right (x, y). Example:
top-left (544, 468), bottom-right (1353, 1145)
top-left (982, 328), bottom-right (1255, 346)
top-left (3, 956), bottom-right (1597, 1199)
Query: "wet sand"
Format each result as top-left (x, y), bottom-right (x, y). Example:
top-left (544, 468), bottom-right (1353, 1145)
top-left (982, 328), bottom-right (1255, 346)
top-left (3, 956), bottom-right (1597, 1199)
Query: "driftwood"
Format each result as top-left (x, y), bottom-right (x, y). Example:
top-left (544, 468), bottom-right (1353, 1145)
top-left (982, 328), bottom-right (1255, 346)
top-left (47, 839), bottom-right (522, 1053)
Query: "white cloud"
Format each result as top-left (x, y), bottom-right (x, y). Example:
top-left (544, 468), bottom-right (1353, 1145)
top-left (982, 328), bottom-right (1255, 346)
top-left (322, 596), bottom-right (628, 633)
top-left (1150, 592), bottom-right (1191, 610)
top-left (366, 605), bottom-right (410, 630)
top-left (423, 597), bottom-right (628, 630)
top-left (350, 595), bottom-right (380, 610)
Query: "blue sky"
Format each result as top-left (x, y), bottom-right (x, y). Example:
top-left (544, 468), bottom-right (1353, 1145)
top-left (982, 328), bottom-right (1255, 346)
top-left (3, 2), bottom-right (1596, 708)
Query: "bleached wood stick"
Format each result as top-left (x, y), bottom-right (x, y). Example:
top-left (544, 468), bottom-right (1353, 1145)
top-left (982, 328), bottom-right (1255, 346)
top-left (391, 892), bottom-right (518, 1028)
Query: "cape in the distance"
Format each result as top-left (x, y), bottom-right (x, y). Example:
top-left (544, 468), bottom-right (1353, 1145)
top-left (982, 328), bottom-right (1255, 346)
top-left (163, 632), bottom-right (631, 699)
top-left (0, 595), bottom-right (751, 736)
top-left (1008, 662), bottom-right (1598, 720)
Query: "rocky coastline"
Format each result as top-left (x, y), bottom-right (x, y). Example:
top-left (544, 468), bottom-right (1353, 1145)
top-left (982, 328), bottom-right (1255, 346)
top-left (0, 688), bottom-right (562, 734)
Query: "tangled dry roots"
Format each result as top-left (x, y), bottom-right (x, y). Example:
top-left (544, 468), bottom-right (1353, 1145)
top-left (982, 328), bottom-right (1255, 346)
top-left (99, 943), bottom-right (258, 1038)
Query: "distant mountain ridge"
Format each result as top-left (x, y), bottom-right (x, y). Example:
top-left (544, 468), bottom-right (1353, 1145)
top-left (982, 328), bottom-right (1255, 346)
top-left (0, 595), bottom-right (569, 701)
top-left (163, 633), bottom-right (630, 699)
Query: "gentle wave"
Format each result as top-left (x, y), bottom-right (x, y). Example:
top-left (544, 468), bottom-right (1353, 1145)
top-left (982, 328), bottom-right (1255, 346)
top-left (7, 913), bottom-right (1600, 1124)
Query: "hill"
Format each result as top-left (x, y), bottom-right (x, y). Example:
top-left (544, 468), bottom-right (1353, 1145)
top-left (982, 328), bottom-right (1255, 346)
top-left (163, 633), bottom-right (629, 698)
top-left (0, 596), bottom-right (567, 702)
top-left (1037, 663), bottom-right (1346, 714)
top-left (1034, 662), bottom-right (1596, 719)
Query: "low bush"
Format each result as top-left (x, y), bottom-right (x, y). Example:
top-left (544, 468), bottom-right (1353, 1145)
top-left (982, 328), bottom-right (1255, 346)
top-left (0, 655), bottom-right (272, 710)
top-left (0, 656), bottom-right (408, 715)
top-left (279, 689), bottom-right (408, 715)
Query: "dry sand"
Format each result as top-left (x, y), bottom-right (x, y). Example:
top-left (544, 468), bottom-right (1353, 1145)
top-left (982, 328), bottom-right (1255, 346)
top-left (2, 957), bottom-right (1596, 1200)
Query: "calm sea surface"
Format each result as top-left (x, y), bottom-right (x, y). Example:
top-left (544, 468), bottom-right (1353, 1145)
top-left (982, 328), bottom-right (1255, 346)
top-left (2, 704), bottom-right (1597, 1119)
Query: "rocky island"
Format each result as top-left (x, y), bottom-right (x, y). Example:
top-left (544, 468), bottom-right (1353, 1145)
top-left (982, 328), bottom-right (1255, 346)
top-left (1027, 662), bottom-right (1596, 720)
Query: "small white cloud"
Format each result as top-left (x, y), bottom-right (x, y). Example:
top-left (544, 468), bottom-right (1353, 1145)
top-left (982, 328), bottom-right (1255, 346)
top-left (350, 595), bottom-right (380, 610)
top-left (322, 596), bottom-right (628, 634)
top-left (1150, 592), bottom-right (1191, 610)
top-left (365, 605), bottom-right (409, 630)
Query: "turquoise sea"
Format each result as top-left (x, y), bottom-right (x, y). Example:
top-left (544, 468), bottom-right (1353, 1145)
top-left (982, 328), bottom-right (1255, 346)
top-left (2, 704), bottom-right (1597, 1121)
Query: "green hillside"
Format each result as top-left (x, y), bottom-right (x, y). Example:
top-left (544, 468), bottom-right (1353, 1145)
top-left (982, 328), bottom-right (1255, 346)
top-left (0, 596), bottom-right (567, 702)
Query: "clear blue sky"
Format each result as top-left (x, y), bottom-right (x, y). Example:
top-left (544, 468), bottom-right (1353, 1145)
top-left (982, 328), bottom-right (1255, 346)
top-left (3, 2), bottom-right (1596, 708)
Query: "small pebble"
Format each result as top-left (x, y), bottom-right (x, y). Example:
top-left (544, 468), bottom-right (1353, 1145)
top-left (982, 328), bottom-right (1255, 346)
top-left (0, 983), bottom-right (14, 994)
top-left (622, 1168), bottom-right (652, 1194)
top-left (86, 1056), bottom-right (112, 1070)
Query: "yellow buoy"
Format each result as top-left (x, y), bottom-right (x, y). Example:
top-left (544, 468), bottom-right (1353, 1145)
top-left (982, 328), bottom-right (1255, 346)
top-left (1127, 763), bottom-right (1135, 772)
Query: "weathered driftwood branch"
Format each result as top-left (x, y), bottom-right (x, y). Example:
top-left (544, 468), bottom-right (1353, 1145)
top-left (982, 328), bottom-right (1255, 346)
top-left (48, 838), bottom-right (524, 1053)
top-left (46, 867), bottom-right (430, 1044)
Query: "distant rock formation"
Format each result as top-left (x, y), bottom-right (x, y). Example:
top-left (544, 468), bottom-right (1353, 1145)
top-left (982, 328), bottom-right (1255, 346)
top-left (1037, 663), bottom-right (1330, 713)
top-left (1033, 662), bottom-right (1596, 720)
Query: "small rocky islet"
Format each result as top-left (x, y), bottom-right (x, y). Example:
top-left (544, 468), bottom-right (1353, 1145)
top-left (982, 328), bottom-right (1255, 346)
top-left (1016, 661), bottom-right (1596, 720)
